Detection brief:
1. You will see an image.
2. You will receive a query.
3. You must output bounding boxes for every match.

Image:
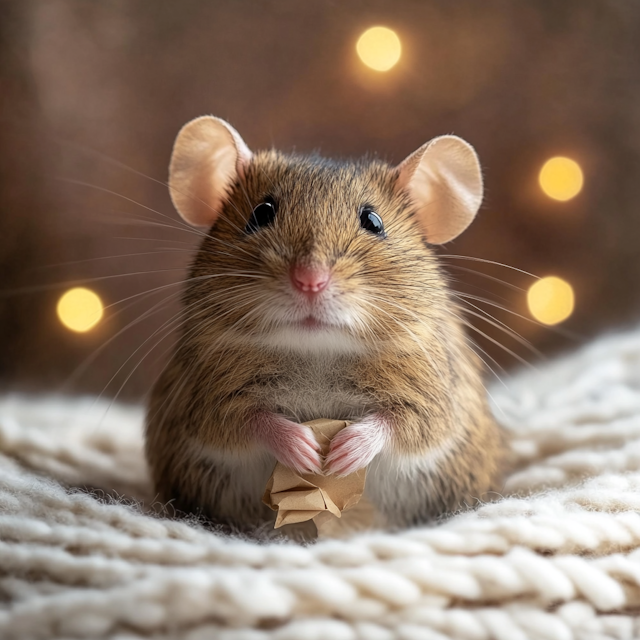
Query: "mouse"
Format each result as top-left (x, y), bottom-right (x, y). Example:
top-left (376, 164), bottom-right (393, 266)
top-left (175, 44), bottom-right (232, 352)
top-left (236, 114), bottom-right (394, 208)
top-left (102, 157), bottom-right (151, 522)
top-left (144, 115), bottom-right (506, 532)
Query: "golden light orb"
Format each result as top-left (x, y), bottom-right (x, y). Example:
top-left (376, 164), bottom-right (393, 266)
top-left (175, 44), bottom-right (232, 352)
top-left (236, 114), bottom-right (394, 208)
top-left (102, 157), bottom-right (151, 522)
top-left (527, 276), bottom-right (575, 326)
top-left (356, 26), bottom-right (402, 72)
top-left (539, 157), bottom-right (584, 201)
top-left (57, 287), bottom-right (104, 333)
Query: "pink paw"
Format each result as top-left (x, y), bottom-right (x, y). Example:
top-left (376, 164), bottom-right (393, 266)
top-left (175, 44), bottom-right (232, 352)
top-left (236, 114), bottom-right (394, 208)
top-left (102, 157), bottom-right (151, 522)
top-left (253, 413), bottom-right (322, 474)
top-left (325, 415), bottom-right (390, 477)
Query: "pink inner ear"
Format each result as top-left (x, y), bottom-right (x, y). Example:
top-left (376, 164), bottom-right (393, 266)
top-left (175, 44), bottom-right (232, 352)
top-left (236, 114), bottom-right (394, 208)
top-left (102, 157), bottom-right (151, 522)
top-left (169, 116), bottom-right (253, 227)
top-left (394, 136), bottom-right (483, 244)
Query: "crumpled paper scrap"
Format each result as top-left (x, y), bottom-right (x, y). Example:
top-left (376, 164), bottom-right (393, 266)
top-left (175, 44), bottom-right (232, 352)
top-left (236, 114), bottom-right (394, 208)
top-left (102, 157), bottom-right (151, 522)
top-left (262, 418), bottom-right (370, 531)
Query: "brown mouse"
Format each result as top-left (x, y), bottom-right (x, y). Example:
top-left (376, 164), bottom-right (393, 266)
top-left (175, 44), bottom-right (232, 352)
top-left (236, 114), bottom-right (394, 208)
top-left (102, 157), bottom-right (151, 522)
top-left (144, 115), bottom-right (505, 531)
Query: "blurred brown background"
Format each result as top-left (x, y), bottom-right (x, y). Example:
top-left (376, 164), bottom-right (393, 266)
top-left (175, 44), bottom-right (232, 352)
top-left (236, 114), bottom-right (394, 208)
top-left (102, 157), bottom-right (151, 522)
top-left (1, 0), bottom-right (639, 400)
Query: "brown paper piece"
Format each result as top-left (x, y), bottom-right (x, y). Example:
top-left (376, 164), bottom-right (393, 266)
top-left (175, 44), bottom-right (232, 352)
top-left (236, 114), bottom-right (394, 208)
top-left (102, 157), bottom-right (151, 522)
top-left (262, 419), bottom-right (375, 534)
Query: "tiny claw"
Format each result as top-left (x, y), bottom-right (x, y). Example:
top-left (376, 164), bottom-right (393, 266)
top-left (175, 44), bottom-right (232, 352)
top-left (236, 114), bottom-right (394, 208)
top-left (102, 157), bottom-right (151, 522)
top-left (325, 415), bottom-right (389, 477)
top-left (325, 451), bottom-right (360, 477)
top-left (252, 412), bottom-right (323, 474)
top-left (291, 441), bottom-right (323, 474)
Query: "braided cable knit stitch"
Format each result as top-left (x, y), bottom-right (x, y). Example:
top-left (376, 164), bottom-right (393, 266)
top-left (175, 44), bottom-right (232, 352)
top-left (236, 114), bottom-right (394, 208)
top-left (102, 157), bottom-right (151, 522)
top-left (2, 329), bottom-right (640, 639)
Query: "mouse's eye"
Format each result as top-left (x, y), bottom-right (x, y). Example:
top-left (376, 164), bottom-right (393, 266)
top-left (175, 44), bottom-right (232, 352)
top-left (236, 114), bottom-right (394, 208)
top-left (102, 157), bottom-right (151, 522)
top-left (246, 197), bottom-right (277, 234)
top-left (359, 206), bottom-right (386, 238)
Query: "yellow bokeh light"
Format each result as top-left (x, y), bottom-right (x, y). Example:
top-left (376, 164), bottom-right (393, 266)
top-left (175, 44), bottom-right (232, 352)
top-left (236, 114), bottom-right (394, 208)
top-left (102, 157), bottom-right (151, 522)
top-left (527, 276), bottom-right (574, 326)
top-left (539, 157), bottom-right (584, 201)
top-left (356, 26), bottom-right (402, 72)
top-left (57, 287), bottom-right (104, 333)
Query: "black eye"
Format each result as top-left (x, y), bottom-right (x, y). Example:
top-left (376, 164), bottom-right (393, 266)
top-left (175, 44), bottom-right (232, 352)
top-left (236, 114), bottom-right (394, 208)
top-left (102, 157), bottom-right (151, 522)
top-left (359, 206), bottom-right (386, 238)
top-left (246, 197), bottom-right (277, 234)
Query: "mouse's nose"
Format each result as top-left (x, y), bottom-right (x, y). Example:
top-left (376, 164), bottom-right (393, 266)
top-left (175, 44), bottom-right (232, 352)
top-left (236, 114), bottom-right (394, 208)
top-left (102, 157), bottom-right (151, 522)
top-left (291, 264), bottom-right (330, 294)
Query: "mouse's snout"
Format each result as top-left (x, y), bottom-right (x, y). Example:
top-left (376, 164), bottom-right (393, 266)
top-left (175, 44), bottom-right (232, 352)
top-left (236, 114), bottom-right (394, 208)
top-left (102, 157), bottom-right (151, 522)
top-left (291, 264), bottom-right (331, 295)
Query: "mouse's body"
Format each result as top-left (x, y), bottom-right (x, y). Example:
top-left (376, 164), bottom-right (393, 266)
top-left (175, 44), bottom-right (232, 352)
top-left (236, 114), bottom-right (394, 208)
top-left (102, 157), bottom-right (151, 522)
top-left (145, 117), bottom-right (505, 531)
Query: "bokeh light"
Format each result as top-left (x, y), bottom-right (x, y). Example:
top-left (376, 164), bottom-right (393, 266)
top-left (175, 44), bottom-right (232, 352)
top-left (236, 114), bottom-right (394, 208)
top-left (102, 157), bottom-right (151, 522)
top-left (57, 287), bottom-right (104, 333)
top-left (527, 276), bottom-right (575, 325)
top-left (356, 26), bottom-right (402, 72)
top-left (539, 157), bottom-right (584, 201)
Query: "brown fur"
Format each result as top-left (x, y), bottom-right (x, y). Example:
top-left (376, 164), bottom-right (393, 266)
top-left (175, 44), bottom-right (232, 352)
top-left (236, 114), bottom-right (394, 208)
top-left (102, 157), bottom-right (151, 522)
top-left (145, 150), bottom-right (506, 530)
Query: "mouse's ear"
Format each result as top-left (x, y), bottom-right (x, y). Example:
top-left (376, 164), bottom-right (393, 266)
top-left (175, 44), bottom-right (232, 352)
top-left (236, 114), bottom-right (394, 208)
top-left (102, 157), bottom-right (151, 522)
top-left (168, 116), bottom-right (252, 227)
top-left (396, 135), bottom-right (483, 244)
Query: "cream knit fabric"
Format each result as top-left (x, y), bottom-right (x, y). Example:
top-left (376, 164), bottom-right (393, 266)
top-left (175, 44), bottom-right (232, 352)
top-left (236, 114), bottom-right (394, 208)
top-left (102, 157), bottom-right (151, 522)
top-left (3, 328), bottom-right (640, 639)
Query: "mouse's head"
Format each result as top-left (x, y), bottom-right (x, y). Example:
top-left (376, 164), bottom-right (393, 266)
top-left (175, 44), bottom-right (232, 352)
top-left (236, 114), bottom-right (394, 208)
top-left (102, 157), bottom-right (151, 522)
top-left (170, 116), bottom-right (482, 355)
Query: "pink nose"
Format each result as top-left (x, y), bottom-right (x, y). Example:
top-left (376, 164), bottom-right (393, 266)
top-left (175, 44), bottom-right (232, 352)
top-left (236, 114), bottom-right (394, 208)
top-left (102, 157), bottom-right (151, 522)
top-left (291, 265), bottom-right (330, 294)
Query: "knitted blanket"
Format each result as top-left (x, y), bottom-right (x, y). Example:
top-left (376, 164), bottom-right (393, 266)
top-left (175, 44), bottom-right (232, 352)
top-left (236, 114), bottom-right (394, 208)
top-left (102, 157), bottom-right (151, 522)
top-left (3, 328), bottom-right (640, 640)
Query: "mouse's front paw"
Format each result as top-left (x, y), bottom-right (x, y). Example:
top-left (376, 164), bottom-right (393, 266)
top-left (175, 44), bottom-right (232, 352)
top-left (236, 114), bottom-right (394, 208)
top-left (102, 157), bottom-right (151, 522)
top-left (254, 413), bottom-right (322, 474)
top-left (325, 415), bottom-right (390, 477)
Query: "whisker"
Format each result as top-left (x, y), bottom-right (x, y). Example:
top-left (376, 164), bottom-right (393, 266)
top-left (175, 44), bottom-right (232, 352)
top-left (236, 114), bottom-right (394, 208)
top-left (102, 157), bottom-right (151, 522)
top-left (113, 235), bottom-right (196, 247)
top-left (454, 313), bottom-right (537, 371)
top-left (366, 290), bottom-right (537, 373)
top-left (1, 267), bottom-right (272, 298)
top-left (102, 271), bottom-right (267, 313)
top-left (453, 291), bottom-right (581, 341)
top-left (362, 295), bottom-right (450, 391)
top-left (62, 290), bottom-right (184, 394)
top-left (33, 249), bottom-right (193, 272)
top-left (463, 336), bottom-right (511, 392)
top-left (59, 177), bottom-right (211, 241)
top-left (93, 281), bottom-right (265, 411)
top-left (57, 136), bottom-right (250, 237)
top-left (438, 254), bottom-right (539, 279)
top-left (62, 277), bottom-right (263, 393)
top-left (442, 265), bottom-right (525, 292)
top-left (368, 289), bottom-right (513, 401)
top-left (452, 296), bottom-right (543, 358)
top-left (132, 290), bottom-right (275, 415)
